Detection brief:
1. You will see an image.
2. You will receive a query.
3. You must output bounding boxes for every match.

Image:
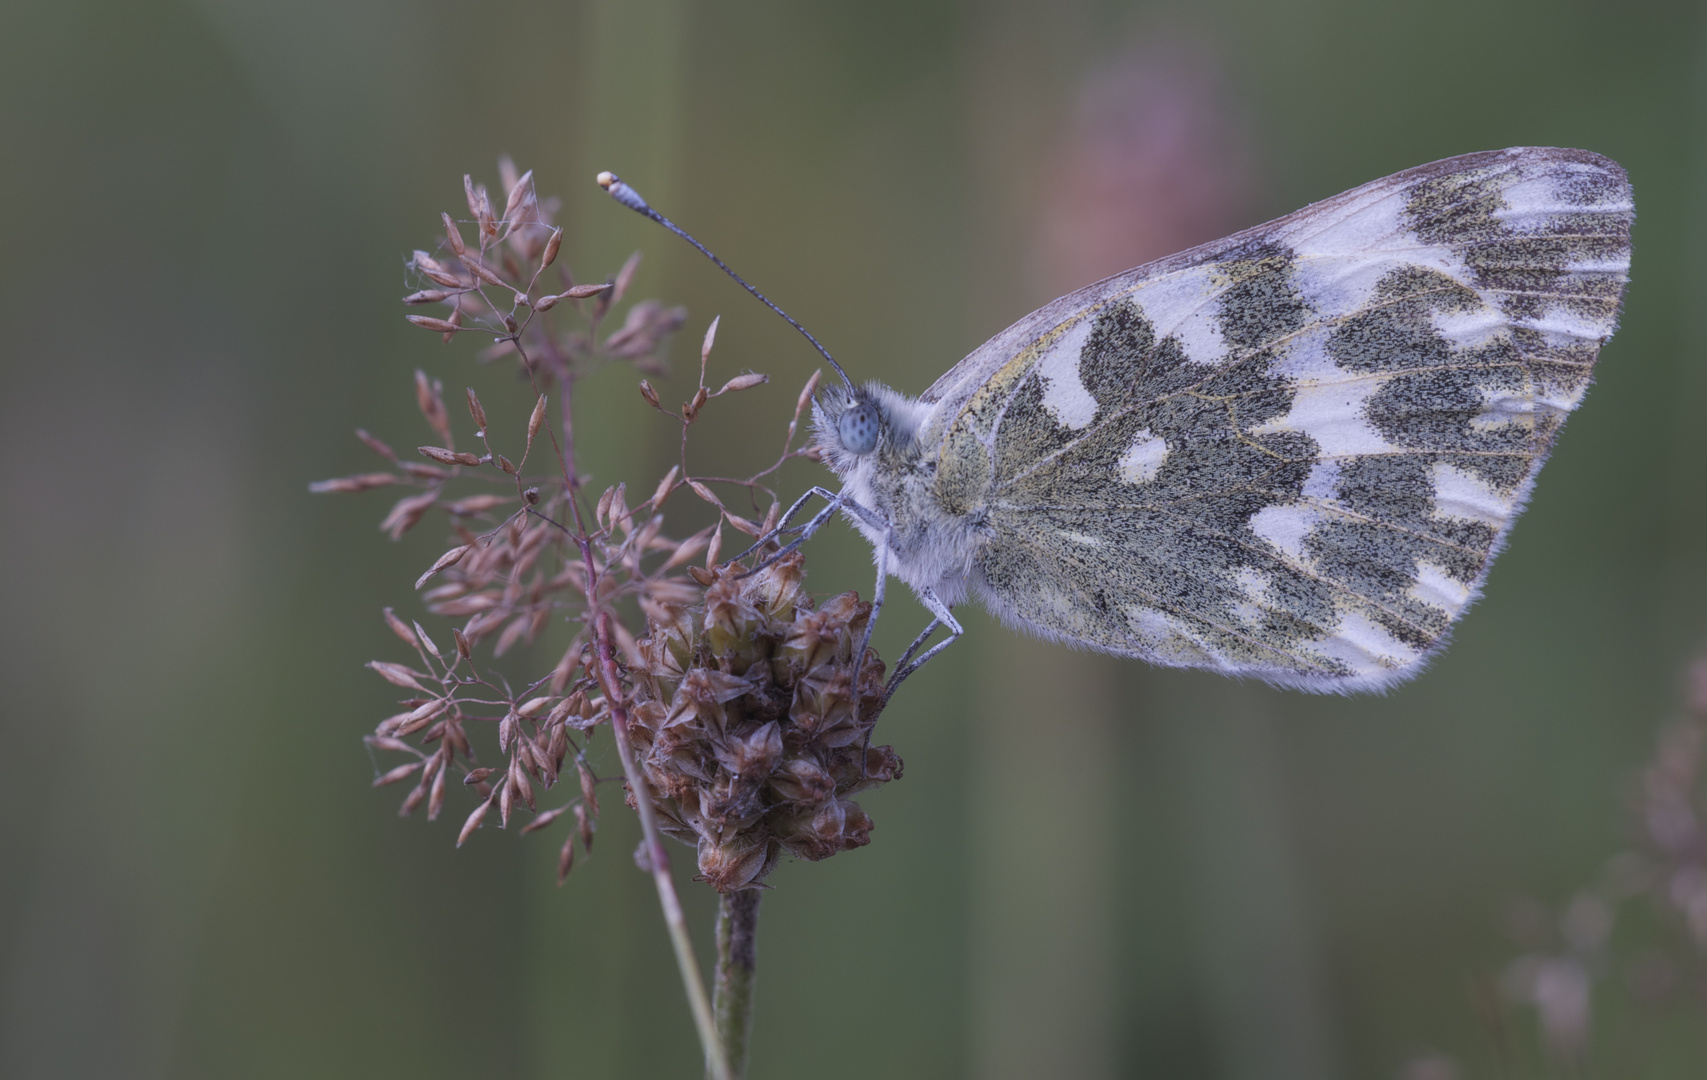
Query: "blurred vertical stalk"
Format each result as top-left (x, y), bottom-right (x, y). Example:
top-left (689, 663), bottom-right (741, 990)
top-left (711, 890), bottom-right (762, 1080)
top-left (964, 7), bottom-right (1111, 1078)
top-left (1158, 679), bottom-right (1341, 1080)
top-left (534, 1), bottom-right (698, 1076)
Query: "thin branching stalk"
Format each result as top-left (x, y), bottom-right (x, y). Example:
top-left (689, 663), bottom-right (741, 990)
top-left (712, 890), bottom-right (762, 1079)
top-left (596, 611), bottom-right (731, 1080)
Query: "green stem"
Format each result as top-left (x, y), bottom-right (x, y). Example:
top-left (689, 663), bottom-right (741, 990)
top-left (711, 889), bottom-right (762, 1079)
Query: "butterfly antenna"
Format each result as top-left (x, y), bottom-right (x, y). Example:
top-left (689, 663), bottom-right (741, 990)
top-left (597, 171), bottom-right (854, 390)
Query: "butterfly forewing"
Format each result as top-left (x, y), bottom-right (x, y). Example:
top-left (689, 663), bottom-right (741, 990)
top-left (930, 147), bottom-right (1631, 691)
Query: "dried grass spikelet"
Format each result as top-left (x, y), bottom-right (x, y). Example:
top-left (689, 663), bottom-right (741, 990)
top-left (626, 551), bottom-right (901, 892)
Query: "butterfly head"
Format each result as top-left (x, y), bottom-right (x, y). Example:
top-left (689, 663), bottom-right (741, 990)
top-left (812, 379), bottom-right (935, 488)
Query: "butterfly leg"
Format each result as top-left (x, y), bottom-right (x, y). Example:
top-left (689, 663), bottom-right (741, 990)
top-left (851, 543), bottom-right (889, 694)
top-left (733, 486), bottom-right (844, 574)
top-left (884, 588), bottom-right (963, 696)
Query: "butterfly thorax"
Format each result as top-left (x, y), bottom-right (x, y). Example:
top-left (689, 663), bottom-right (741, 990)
top-left (813, 382), bottom-right (987, 606)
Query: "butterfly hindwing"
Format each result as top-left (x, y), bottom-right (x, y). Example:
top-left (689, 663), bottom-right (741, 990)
top-left (930, 147), bottom-right (1631, 690)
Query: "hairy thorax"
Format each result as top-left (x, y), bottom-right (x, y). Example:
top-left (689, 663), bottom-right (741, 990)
top-left (817, 383), bottom-right (989, 606)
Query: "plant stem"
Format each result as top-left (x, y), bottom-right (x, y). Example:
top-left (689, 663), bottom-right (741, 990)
top-left (594, 612), bottom-right (731, 1080)
top-left (712, 889), bottom-right (762, 1080)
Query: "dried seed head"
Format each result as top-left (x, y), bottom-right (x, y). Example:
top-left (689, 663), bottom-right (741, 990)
top-left (627, 554), bottom-right (898, 891)
top-left (715, 372), bottom-right (768, 396)
top-left (414, 371), bottom-right (453, 445)
top-left (379, 490), bottom-right (438, 540)
top-left (416, 544), bottom-right (471, 589)
top-left (639, 379), bottom-right (661, 409)
top-left (442, 211), bottom-right (466, 256)
top-left (466, 387), bottom-right (488, 432)
top-left (650, 465), bottom-right (679, 510)
top-left (373, 760), bottom-right (424, 788)
top-left (457, 793), bottom-right (493, 847)
top-left (308, 472), bottom-right (397, 493)
top-left (418, 446), bottom-right (483, 466)
top-left (383, 608), bottom-right (419, 648)
top-left (541, 227), bottom-right (562, 270)
top-left (406, 314), bottom-right (460, 334)
top-left (557, 831), bottom-right (576, 884)
top-left (356, 428), bottom-right (397, 461)
top-left (612, 251), bottom-right (642, 305)
top-left (527, 394), bottom-right (547, 449)
top-left (565, 282), bottom-right (611, 299)
top-left (701, 315), bottom-right (720, 363)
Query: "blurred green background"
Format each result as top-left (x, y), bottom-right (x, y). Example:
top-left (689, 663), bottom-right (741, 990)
top-left (3, 0), bottom-right (1704, 1077)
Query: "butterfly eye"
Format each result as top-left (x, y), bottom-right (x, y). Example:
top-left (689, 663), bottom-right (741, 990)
top-left (838, 401), bottom-right (881, 455)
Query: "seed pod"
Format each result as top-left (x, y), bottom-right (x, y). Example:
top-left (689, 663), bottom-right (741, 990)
top-left (406, 315), bottom-right (459, 334)
top-left (442, 211), bottom-right (466, 255)
top-left (540, 227), bottom-right (562, 270)
top-left (372, 761), bottom-right (424, 788)
top-left (415, 544), bottom-right (471, 589)
top-left (465, 388), bottom-right (488, 432)
top-left (417, 446), bottom-right (483, 466)
top-left (715, 372), bottom-right (769, 396)
top-left (611, 250), bottom-right (641, 304)
top-left (355, 428), bottom-right (396, 461)
top-left (383, 607), bottom-right (418, 647)
top-left (457, 793), bottom-right (494, 847)
top-left (650, 465), bottom-right (678, 510)
top-left (459, 254), bottom-right (507, 288)
top-left (527, 394), bottom-right (547, 449)
top-left (427, 765), bottom-right (447, 821)
top-left (557, 832), bottom-right (576, 884)
top-left (367, 661), bottom-right (429, 692)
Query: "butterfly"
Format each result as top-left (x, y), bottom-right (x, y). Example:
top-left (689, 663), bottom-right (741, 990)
top-left (605, 146), bottom-right (1633, 693)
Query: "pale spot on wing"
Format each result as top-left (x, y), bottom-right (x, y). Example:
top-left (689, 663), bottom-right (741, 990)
top-left (1037, 316), bottom-right (1099, 429)
top-left (1252, 329), bottom-right (1401, 456)
top-left (1493, 165), bottom-right (1635, 234)
top-left (1058, 529), bottom-right (1105, 548)
top-left (1116, 428), bottom-right (1168, 483)
top-left (1429, 463), bottom-right (1513, 527)
top-left (1431, 305), bottom-right (1507, 350)
top-left (1128, 265), bottom-right (1227, 365)
top-left (1517, 309), bottom-right (1613, 343)
top-left (1278, 182), bottom-right (1409, 255)
top-left (1301, 460), bottom-right (1341, 500)
top-left (1127, 607), bottom-right (1215, 664)
top-left (1408, 562), bottom-right (1471, 614)
top-left (1310, 610), bottom-right (1420, 673)
top-left (1249, 502), bottom-right (1324, 562)
top-left (1231, 567), bottom-right (1273, 625)
top-left (1281, 184), bottom-right (1464, 319)
top-left (1470, 381), bottom-right (1582, 433)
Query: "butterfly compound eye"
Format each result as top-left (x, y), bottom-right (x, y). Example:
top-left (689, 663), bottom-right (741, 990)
top-left (838, 401), bottom-right (881, 455)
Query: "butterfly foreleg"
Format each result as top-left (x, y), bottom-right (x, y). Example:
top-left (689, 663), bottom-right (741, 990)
top-left (734, 486), bottom-right (846, 575)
